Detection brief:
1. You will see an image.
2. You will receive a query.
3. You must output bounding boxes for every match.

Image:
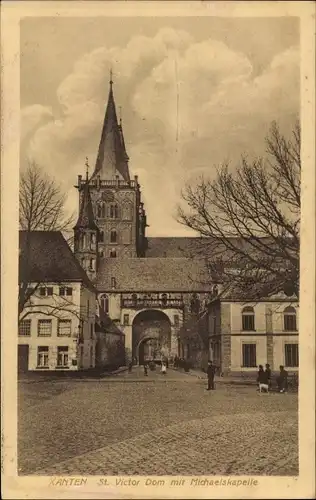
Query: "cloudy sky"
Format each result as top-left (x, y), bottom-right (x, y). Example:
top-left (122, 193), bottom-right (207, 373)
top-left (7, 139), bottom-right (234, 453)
top-left (21, 16), bottom-right (300, 236)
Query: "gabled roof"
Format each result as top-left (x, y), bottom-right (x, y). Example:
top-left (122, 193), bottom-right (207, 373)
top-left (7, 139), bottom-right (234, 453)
top-left (92, 80), bottom-right (130, 182)
top-left (19, 231), bottom-right (96, 290)
top-left (74, 178), bottom-right (99, 231)
top-left (97, 257), bottom-right (213, 292)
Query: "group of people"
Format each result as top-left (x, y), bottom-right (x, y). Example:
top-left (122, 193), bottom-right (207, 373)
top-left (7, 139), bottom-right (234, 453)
top-left (257, 363), bottom-right (289, 392)
top-left (143, 361), bottom-right (167, 376)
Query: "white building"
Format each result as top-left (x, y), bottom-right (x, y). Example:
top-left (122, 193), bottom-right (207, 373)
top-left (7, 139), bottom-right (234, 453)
top-left (18, 231), bottom-right (97, 372)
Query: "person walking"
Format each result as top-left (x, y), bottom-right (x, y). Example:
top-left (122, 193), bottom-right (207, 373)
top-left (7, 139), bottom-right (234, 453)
top-left (277, 365), bottom-right (288, 393)
top-left (144, 362), bottom-right (148, 376)
top-left (265, 363), bottom-right (272, 390)
top-left (206, 360), bottom-right (216, 390)
top-left (128, 361), bottom-right (133, 373)
top-left (161, 362), bottom-right (167, 375)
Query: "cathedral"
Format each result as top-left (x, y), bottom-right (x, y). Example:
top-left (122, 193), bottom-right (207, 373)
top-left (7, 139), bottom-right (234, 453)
top-left (73, 77), bottom-right (214, 367)
top-left (73, 78), bottom-right (299, 375)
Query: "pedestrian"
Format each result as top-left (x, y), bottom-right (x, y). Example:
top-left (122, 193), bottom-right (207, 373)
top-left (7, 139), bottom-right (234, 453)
top-left (144, 363), bottom-right (148, 376)
top-left (161, 362), bottom-right (167, 375)
top-left (265, 363), bottom-right (272, 390)
top-left (257, 365), bottom-right (269, 392)
top-left (128, 361), bottom-right (133, 373)
top-left (206, 360), bottom-right (216, 390)
top-left (277, 365), bottom-right (288, 393)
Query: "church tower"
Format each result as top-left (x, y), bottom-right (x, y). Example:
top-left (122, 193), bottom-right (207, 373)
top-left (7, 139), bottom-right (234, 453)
top-left (74, 163), bottom-right (99, 282)
top-left (75, 75), bottom-right (147, 260)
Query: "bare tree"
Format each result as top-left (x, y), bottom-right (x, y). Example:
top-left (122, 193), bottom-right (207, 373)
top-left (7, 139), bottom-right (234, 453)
top-left (19, 161), bottom-right (74, 232)
top-left (178, 121), bottom-right (300, 299)
top-left (19, 162), bottom-right (76, 321)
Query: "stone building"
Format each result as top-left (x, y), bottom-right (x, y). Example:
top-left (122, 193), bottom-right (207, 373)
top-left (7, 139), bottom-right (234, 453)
top-left (73, 78), bottom-right (299, 374)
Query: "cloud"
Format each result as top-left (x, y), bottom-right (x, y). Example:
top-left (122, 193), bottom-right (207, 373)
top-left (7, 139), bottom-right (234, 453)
top-left (21, 29), bottom-right (299, 236)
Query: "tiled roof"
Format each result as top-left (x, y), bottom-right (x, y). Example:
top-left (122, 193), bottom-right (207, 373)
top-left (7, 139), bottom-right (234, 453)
top-left (146, 236), bottom-right (285, 260)
top-left (96, 308), bottom-right (125, 335)
top-left (97, 258), bottom-right (213, 292)
top-left (91, 82), bottom-right (130, 182)
top-left (19, 231), bottom-right (95, 290)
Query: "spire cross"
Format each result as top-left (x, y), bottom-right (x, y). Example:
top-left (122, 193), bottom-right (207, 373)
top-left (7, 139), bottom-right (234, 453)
top-left (110, 68), bottom-right (113, 87)
top-left (85, 157), bottom-right (89, 180)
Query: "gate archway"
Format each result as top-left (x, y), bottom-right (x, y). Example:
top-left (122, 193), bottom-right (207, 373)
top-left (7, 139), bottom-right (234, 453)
top-left (132, 310), bottom-right (171, 364)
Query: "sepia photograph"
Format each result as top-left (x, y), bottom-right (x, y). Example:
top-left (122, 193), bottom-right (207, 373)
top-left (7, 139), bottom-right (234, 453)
top-left (1, 1), bottom-right (315, 499)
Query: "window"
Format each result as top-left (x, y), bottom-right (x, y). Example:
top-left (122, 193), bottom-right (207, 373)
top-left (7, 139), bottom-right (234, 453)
top-left (57, 346), bottom-right (69, 367)
top-left (111, 277), bottom-right (116, 289)
top-left (37, 346), bottom-right (49, 367)
top-left (97, 204), bottom-right (102, 218)
top-left (110, 249), bottom-right (117, 258)
top-left (38, 319), bottom-right (52, 337)
top-left (90, 258), bottom-right (95, 270)
top-left (99, 231), bottom-right (104, 242)
top-left (285, 344), bottom-right (299, 367)
top-left (174, 315), bottom-right (179, 327)
top-left (242, 343), bottom-right (257, 367)
top-left (123, 314), bottom-right (129, 326)
top-left (242, 306), bottom-right (255, 331)
top-left (90, 323), bottom-right (94, 339)
top-left (87, 299), bottom-right (90, 317)
top-left (284, 306), bottom-right (297, 331)
top-left (19, 319), bottom-right (31, 336)
top-left (100, 294), bottom-right (109, 313)
top-left (58, 319), bottom-right (71, 337)
top-left (110, 230), bottom-right (117, 243)
top-left (59, 287), bottom-right (73, 296)
top-left (39, 287), bottom-right (53, 297)
top-left (99, 250), bottom-right (104, 258)
top-left (109, 204), bottom-right (119, 219)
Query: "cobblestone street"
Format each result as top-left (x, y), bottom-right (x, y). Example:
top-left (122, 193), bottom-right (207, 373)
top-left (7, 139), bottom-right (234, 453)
top-left (18, 367), bottom-right (298, 476)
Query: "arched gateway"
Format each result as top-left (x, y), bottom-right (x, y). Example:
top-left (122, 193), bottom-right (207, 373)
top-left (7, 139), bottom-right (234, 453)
top-left (132, 310), bottom-right (171, 364)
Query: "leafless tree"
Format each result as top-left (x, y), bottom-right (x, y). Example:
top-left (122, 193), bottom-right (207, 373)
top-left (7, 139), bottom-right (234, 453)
top-left (178, 121), bottom-right (300, 299)
top-left (19, 162), bottom-right (76, 322)
top-left (19, 161), bottom-right (74, 232)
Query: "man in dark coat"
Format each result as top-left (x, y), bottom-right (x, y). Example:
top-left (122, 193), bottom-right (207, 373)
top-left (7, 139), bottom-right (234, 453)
top-left (265, 363), bottom-right (272, 389)
top-left (207, 360), bottom-right (216, 390)
top-left (277, 365), bottom-right (288, 393)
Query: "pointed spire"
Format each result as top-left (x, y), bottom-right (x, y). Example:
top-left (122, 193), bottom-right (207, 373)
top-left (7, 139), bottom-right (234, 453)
top-left (74, 160), bottom-right (99, 231)
top-left (91, 75), bottom-right (130, 182)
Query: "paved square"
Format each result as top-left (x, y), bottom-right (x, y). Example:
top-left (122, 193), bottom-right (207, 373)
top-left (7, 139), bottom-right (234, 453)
top-left (18, 368), bottom-right (298, 476)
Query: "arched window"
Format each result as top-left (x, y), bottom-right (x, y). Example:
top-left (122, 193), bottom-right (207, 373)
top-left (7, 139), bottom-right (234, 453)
top-left (284, 306), bottom-right (297, 331)
top-left (110, 249), bottom-right (117, 258)
top-left (90, 258), bottom-right (95, 271)
top-left (97, 204), bottom-right (102, 218)
top-left (100, 294), bottom-right (109, 313)
top-left (109, 203), bottom-right (119, 219)
top-left (101, 203), bottom-right (106, 218)
top-left (99, 250), bottom-right (104, 258)
top-left (111, 277), bottom-right (116, 289)
top-left (242, 306), bottom-right (255, 331)
top-left (110, 230), bottom-right (117, 243)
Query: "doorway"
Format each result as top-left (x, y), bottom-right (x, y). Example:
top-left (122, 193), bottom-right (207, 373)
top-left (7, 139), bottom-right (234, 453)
top-left (18, 345), bottom-right (29, 373)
